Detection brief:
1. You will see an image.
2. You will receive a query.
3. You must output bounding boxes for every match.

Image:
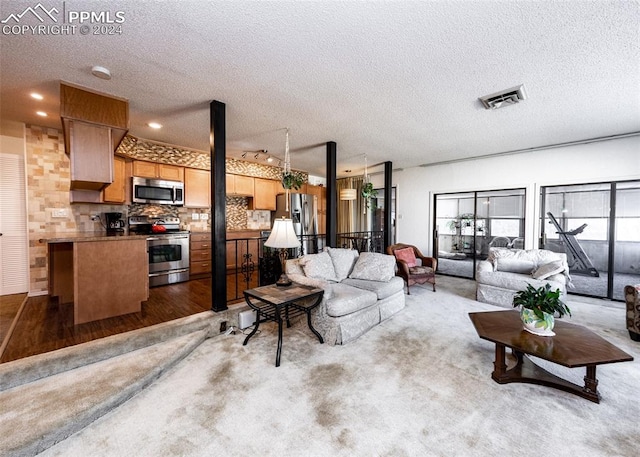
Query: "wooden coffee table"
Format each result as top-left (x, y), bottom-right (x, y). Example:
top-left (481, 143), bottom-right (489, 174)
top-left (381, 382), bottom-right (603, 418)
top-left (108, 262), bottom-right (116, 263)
top-left (469, 310), bottom-right (633, 403)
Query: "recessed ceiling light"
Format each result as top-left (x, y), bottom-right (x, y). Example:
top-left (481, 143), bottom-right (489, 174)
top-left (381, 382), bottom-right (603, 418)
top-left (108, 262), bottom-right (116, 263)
top-left (36, 111), bottom-right (47, 117)
top-left (267, 156), bottom-right (274, 163)
top-left (148, 122), bottom-right (162, 129)
top-left (30, 92), bottom-right (43, 100)
top-left (91, 65), bottom-right (112, 80)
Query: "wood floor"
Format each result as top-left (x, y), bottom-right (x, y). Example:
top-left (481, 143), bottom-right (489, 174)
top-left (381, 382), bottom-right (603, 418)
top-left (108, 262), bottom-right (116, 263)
top-left (0, 278), bottom-right (245, 364)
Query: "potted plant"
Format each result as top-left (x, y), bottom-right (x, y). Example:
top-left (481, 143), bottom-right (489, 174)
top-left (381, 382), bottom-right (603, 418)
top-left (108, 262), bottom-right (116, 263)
top-left (281, 171), bottom-right (305, 190)
top-left (512, 283), bottom-right (571, 336)
top-left (361, 182), bottom-right (378, 200)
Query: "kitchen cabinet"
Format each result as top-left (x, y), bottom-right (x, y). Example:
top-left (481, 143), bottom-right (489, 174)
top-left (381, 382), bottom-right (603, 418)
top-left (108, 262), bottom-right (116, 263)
top-left (68, 120), bottom-right (113, 191)
top-left (252, 178), bottom-right (278, 210)
top-left (190, 232), bottom-right (211, 278)
top-left (226, 174), bottom-right (254, 196)
top-left (48, 238), bottom-right (148, 324)
top-left (60, 82), bottom-right (129, 191)
top-left (185, 168), bottom-right (210, 208)
top-left (71, 154), bottom-right (130, 204)
top-left (103, 155), bottom-right (127, 203)
top-left (133, 160), bottom-right (184, 181)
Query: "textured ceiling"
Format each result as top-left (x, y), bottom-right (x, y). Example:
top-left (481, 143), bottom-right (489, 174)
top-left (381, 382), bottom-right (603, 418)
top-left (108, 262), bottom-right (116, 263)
top-left (1, 0), bottom-right (639, 177)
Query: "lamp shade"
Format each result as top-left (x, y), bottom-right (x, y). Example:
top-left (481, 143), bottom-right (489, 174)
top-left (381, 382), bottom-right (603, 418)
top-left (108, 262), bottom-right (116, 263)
top-left (264, 218), bottom-right (300, 248)
top-left (340, 188), bottom-right (357, 201)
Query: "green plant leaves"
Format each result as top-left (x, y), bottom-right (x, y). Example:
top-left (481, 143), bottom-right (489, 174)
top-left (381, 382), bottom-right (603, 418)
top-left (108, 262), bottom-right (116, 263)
top-left (512, 283), bottom-right (571, 318)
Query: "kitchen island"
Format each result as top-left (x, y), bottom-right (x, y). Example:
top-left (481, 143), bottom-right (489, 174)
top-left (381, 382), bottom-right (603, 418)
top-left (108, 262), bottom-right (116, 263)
top-left (43, 233), bottom-right (149, 324)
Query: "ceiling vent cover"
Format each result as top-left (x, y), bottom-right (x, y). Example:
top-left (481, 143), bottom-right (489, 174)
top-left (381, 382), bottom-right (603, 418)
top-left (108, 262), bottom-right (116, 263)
top-left (479, 84), bottom-right (527, 110)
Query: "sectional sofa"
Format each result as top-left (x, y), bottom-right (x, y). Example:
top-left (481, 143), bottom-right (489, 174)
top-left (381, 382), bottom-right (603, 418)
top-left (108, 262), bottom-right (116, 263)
top-left (286, 248), bottom-right (405, 345)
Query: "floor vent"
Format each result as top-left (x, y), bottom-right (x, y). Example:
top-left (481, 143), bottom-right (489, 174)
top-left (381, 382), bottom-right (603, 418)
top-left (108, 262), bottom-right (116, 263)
top-left (479, 84), bottom-right (527, 110)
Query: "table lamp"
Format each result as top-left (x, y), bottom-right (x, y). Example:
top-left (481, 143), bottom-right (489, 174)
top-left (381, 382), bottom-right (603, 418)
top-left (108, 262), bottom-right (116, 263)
top-left (264, 217), bottom-right (300, 286)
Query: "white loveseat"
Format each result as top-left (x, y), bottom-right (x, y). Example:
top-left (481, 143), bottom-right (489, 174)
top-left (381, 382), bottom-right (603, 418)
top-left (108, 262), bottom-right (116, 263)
top-left (476, 248), bottom-right (570, 308)
top-left (286, 248), bottom-right (405, 345)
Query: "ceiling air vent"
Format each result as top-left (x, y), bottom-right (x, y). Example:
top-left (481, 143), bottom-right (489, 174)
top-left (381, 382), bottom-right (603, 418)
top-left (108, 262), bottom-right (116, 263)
top-left (479, 84), bottom-right (527, 110)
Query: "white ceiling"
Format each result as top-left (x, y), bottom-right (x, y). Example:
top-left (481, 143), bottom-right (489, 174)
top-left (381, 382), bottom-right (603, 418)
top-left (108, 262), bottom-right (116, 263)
top-left (1, 0), bottom-right (639, 178)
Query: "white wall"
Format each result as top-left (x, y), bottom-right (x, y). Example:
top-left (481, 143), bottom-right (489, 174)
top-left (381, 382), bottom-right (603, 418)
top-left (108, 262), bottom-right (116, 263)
top-left (374, 135), bottom-right (640, 255)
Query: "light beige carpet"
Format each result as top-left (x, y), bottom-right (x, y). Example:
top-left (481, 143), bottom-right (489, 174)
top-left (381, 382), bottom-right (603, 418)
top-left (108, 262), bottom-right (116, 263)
top-left (29, 277), bottom-right (640, 456)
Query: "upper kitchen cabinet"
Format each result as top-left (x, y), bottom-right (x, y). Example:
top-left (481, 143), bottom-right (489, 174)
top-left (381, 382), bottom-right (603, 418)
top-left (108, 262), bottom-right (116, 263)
top-left (185, 168), bottom-right (210, 208)
top-left (60, 82), bottom-right (129, 191)
top-left (67, 120), bottom-right (113, 190)
top-left (132, 160), bottom-right (184, 181)
top-left (252, 178), bottom-right (278, 210)
top-left (102, 156), bottom-right (128, 203)
top-left (226, 174), bottom-right (254, 196)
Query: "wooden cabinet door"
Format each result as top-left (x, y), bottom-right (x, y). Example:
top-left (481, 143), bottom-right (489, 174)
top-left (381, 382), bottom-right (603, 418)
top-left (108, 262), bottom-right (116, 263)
top-left (253, 178), bottom-right (277, 210)
top-left (225, 174), bottom-right (235, 194)
top-left (69, 120), bottom-right (113, 190)
top-left (158, 163), bottom-right (184, 181)
top-left (103, 156), bottom-right (126, 203)
top-left (185, 168), bottom-right (210, 208)
top-left (233, 175), bottom-right (254, 196)
top-left (132, 160), bottom-right (157, 178)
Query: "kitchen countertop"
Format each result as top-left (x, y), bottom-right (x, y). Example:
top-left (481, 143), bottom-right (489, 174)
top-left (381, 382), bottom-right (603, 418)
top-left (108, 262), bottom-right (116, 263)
top-left (38, 232), bottom-right (188, 244)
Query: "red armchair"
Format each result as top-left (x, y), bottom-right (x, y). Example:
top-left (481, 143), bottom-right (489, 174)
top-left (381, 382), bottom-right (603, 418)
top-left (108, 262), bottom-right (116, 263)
top-left (386, 243), bottom-right (437, 294)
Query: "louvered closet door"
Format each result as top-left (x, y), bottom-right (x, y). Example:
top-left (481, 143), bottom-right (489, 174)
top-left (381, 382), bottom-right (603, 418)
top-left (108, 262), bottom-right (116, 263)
top-left (0, 153), bottom-right (29, 294)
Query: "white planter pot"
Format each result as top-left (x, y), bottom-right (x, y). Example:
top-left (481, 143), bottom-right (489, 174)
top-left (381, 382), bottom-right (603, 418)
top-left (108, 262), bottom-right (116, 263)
top-left (520, 308), bottom-right (555, 336)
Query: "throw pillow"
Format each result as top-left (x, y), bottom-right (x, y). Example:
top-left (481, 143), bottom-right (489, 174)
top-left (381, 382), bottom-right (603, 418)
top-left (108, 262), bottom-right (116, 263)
top-left (495, 258), bottom-right (535, 274)
top-left (532, 260), bottom-right (565, 280)
top-left (326, 247), bottom-right (359, 281)
top-left (300, 251), bottom-right (338, 282)
top-left (393, 247), bottom-right (417, 267)
top-left (348, 252), bottom-right (396, 282)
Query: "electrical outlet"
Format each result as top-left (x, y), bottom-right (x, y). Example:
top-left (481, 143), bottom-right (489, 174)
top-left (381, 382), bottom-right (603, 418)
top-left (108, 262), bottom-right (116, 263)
top-left (220, 321), bottom-right (227, 333)
top-left (192, 213), bottom-right (200, 220)
top-left (200, 213), bottom-right (209, 220)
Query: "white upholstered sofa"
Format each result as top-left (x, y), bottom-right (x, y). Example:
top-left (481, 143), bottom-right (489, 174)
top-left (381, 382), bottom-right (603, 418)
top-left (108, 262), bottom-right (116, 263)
top-left (286, 248), bottom-right (405, 345)
top-left (476, 248), bottom-right (570, 308)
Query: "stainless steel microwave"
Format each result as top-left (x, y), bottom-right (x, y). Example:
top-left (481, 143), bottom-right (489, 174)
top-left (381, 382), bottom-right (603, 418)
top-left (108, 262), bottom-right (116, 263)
top-left (132, 176), bottom-right (184, 205)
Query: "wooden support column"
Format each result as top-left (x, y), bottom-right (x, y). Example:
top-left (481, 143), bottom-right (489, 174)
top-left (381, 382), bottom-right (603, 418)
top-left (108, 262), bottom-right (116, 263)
top-left (326, 141), bottom-right (337, 248)
top-left (383, 161), bottom-right (392, 251)
top-left (210, 100), bottom-right (227, 312)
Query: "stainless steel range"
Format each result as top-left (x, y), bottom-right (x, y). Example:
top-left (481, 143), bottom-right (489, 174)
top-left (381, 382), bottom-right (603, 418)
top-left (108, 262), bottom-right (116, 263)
top-left (129, 216), bottom-right (190, 287)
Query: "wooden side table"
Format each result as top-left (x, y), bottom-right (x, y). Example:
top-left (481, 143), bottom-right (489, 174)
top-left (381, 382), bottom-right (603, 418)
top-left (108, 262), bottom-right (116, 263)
top-left (243, 283), bottom-right (324, 367)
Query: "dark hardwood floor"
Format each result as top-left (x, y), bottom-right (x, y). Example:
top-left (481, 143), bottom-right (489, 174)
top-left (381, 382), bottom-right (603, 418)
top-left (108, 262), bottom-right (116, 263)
top-left (0, 278), bottom-right (233, 364)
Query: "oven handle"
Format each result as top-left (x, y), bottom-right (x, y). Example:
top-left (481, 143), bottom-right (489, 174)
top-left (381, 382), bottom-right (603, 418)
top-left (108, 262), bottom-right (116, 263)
top-left (146, 235), bottom-right (189, 241)
top-left (149, 268), bottom-right (189, 278)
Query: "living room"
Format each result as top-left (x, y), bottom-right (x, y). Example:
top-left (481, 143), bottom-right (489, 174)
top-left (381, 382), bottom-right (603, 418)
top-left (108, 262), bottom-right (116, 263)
top-left (1, 1), bottom-right (639, 456)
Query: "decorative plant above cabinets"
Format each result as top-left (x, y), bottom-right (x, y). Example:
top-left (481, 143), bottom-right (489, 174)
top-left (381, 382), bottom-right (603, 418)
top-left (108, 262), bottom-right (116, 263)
top-left (281, 170), bottom-right (305, 190)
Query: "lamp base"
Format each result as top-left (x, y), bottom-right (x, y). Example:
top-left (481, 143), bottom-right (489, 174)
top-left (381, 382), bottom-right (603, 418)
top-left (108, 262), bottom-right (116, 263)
top-left (275, 274), bottom-right (292, 287)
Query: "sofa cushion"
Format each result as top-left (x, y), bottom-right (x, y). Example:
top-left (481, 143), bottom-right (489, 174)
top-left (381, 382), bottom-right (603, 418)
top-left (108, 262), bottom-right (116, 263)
top-left (409, 266), bottom-right (433, 275)
top-left (326, 247), bottom-right (359, 281)
top-left (495, 258), bottom-right (535, 274)
top-left (300, 252), bottom-right (338, 282)
top-left (393, 247), bottom-right (417, 267)
top-left (532, 260), bottom-right (565, 280)
top-left (324, 283), bottom-right (378, 317)
top-left (341, 276), bottom-right (405, 300)
top-left (348, 252), bottom-right (396, 282)
top-left (285, 258), bottom-right (305, 276)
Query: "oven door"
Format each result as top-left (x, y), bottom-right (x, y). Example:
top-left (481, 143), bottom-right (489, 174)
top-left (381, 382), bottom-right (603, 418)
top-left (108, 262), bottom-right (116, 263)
top-left (147, 235), bottom-right (190, 273)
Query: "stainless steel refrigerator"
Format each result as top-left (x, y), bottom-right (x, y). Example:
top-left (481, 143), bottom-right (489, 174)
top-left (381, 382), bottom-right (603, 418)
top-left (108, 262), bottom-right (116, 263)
top-left (275, 193), bottom-right (320, 255)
